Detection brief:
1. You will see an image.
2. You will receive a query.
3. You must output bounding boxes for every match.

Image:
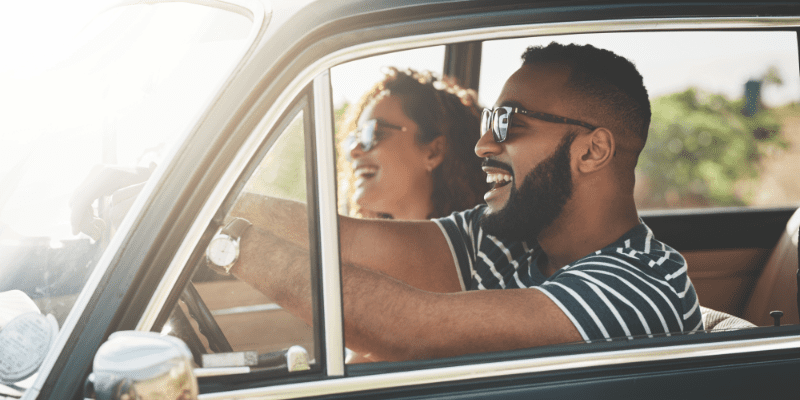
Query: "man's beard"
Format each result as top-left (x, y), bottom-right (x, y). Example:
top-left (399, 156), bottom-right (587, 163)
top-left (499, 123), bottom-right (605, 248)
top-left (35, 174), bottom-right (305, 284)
top-left (480, 131), bottom-right (577, 244)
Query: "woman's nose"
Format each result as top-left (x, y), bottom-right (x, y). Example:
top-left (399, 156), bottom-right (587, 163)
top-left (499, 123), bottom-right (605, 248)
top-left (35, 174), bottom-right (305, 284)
top-left (348, 138), bottom-right (364, 160)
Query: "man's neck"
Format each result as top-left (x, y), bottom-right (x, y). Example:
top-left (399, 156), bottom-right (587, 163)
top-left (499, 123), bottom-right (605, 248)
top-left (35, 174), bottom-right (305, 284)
top-left (536, 198), bottom-right (640, 278)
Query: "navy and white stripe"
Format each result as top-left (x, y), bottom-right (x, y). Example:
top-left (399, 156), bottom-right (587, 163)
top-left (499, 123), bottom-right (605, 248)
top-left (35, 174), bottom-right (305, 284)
top-left (434, 205), bottom-right (704, 342)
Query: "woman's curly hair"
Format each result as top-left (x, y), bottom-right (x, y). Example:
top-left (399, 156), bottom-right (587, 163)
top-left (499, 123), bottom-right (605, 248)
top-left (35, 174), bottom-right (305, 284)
top-left (337, 67), bottom-right (489, 219)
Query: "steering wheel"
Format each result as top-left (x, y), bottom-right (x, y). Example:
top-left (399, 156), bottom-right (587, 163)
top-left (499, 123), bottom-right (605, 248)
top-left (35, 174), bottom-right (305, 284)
top-left (181, 280), bottom-right (233, 355)
top-left (69, 165), bottom-right (233, 361)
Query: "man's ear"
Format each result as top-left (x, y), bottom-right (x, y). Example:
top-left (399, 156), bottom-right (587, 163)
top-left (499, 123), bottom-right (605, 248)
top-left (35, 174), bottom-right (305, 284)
top-left (576, 128), bottom-right (615, 174)
top-left (425, 135), bottom-right (446, 172)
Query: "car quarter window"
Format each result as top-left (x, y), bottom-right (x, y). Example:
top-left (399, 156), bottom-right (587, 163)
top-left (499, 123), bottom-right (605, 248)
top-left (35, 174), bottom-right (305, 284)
top-left (161, 98), bottom-right (321, 380)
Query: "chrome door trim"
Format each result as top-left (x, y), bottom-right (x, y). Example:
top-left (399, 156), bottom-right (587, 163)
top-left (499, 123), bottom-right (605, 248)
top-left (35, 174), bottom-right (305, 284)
top-left (134, 14), bottom-right (800, 393)
top-left (198, 333), bottom-right (800, 399)
top-left (313, 71), bottom-right (346, 376)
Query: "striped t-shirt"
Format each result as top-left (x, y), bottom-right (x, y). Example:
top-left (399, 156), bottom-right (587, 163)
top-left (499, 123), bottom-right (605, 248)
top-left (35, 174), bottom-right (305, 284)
top-left (434, 205), bottom-right (704, 342)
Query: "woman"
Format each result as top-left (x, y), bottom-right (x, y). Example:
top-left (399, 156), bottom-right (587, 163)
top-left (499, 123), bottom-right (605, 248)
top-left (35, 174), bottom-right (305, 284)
top-left (338, 67), bottom-right (489, 220)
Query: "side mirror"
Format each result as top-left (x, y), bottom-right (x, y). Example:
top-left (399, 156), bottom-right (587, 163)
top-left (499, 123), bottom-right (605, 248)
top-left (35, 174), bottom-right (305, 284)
top-left (85, 331), bottom-right (198, 400)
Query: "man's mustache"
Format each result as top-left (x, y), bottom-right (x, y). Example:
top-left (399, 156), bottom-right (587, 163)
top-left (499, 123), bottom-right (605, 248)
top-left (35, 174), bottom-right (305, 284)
top-left (481, 158), bottom-right (513, 176)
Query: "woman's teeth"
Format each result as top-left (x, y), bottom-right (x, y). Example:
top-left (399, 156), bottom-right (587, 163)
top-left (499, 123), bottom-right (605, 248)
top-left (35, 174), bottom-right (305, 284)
top-left (355, 166), bottom-right (379, 178)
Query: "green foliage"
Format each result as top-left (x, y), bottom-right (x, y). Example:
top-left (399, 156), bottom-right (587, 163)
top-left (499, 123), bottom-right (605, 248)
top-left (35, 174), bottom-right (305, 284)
top-left (333, 102), bottom-right (351, 158)
top-left (244, 112), bottom-right (307, 202)
top-left (638, 88), bottom-right (788, 208)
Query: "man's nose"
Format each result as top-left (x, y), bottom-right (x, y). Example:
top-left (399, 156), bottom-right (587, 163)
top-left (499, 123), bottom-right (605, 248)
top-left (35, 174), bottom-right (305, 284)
top-left (475, 126), bottom-right (501, 158)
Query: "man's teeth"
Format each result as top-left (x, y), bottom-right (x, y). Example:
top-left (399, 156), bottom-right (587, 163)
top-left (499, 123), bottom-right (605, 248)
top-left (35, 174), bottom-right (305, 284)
top-left (486, 173), bottom-right (512, 184)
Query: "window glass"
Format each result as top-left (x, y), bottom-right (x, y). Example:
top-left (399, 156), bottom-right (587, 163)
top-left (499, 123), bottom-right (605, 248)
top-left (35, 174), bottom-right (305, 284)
top-left (480, 31), bottom-right (800, 211)
top-left (0, 3), bottom-right (253, 393)
top-left (164, 110), bottom-right (317, 373)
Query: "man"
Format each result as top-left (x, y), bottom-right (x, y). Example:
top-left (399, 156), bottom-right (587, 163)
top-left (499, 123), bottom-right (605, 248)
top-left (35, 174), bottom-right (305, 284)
top-left (229, 42), bottom-right (703, 361)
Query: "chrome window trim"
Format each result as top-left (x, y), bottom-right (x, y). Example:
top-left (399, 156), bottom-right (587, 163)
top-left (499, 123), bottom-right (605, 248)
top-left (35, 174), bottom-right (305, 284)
top-left (198, 334), bottom-right (800, 399)
top-left (21, 1), bottom-right (268, 399)
top-left (134, 14), bottom-right (800, 396)
top-left (313, 71), bottom-right (346, 376)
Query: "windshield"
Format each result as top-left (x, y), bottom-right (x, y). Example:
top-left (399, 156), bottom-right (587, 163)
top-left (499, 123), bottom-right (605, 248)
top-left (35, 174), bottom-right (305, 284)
top-left (0, 2), bottom-right (254, 393)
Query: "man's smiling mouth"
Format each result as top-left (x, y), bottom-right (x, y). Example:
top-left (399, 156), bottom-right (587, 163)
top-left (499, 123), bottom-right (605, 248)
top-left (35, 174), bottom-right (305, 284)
top-left (486, 172), bottom-right (512, 190)
top-left (482, 158), bottom-right (514, 191)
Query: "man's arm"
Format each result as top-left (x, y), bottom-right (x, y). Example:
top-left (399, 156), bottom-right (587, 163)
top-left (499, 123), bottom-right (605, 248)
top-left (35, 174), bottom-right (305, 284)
top-left (230, 192), bottom-right (462, 293)
top-left (234, 227), bottom-right (582, 361)
top-left (229, 192), bottom-right (311, 249)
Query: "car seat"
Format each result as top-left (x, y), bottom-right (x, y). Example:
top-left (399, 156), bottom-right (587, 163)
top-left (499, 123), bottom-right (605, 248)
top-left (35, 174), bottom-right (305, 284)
top-left (701, 306), bottom-right (756, 331)
top-left (741, 207), bottom-right (800, 326)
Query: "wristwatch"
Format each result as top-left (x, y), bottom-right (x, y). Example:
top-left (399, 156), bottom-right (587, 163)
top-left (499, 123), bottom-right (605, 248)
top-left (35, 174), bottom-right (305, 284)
top-left (206, 218), bottom-right (252, 275)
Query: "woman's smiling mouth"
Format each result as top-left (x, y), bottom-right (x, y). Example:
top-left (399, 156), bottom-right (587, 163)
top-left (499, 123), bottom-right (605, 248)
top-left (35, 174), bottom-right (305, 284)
top-left (354, 165), bottom-right (379, 182)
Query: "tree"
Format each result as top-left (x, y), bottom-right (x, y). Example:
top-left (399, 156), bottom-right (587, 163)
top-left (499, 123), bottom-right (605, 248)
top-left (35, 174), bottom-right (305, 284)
top-left (637, 71), bottom-right (788, 209)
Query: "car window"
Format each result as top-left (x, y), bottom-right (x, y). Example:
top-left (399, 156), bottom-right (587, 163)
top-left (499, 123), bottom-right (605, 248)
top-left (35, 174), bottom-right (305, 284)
top-left (318, 29), bottom-right (800, 371)
top-left (0, 3), bottom-right (255, 393)
top-left (481, 31), bottom-right (800, 212)
top-left (162, 102), bottom-right (319, 376)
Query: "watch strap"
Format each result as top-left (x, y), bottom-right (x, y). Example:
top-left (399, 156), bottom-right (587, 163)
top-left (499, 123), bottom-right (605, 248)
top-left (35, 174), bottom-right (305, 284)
top-left (222, 217), bottom-right (252, 240)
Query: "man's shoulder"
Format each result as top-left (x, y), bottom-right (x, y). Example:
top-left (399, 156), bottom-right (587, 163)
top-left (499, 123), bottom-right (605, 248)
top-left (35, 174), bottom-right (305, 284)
top-left (566, 222), bottom-right (686, 276)
top-left (438, 204), bottom-right (487, 221)
top-left (433, 205), bottom-right (487, 233)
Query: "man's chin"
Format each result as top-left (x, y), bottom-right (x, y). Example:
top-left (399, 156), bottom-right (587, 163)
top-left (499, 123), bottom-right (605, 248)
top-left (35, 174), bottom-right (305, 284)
top-left (482, 203), bottom-right (499, 216)
top-left (482, 195), bottom-right (509, 216)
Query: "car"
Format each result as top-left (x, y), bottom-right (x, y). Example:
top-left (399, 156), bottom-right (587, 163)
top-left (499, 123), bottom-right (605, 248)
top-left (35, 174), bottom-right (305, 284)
top-left (2, 0), bottom-right (800, 399)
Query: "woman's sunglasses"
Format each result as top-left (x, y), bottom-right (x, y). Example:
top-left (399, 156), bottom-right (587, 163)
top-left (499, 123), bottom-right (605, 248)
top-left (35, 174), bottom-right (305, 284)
top-left (345, 119), bottom-right (407, 153)
top-left (481, 106), bottom-right (597, 143)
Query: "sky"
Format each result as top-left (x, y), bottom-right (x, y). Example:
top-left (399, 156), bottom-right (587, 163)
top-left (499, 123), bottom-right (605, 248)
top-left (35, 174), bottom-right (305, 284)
top-left (0, 2), bottom-right (107, 78)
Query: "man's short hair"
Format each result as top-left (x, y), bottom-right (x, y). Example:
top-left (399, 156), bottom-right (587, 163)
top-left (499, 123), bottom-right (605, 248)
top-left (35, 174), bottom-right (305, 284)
top-left (521, 43), bottom-right (651, 145)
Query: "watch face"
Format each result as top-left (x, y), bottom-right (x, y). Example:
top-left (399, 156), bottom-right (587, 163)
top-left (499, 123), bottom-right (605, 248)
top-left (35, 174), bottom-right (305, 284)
top-left (208, 237), bottom-right (237, 267)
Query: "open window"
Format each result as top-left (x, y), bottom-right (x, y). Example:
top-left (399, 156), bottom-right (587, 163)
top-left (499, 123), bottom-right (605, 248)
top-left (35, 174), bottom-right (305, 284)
top-left (326, 28), bottom-right (800, 374)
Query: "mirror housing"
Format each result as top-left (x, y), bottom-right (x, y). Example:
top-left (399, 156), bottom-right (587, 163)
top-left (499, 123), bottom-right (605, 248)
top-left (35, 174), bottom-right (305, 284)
top-left (85, 331), bottom-right (198, 400)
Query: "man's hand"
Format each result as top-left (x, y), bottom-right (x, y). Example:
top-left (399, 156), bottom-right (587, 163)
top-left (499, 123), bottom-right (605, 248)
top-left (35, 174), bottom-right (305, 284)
top-left (69, 164), bottom-right (154, 240)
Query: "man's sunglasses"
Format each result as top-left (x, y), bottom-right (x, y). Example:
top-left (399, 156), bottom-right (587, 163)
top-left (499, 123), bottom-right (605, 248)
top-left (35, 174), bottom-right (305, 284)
top-left (481, 106), bottom-right (597, 143)
top-left (345, 119), bottom-right (407, 153)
